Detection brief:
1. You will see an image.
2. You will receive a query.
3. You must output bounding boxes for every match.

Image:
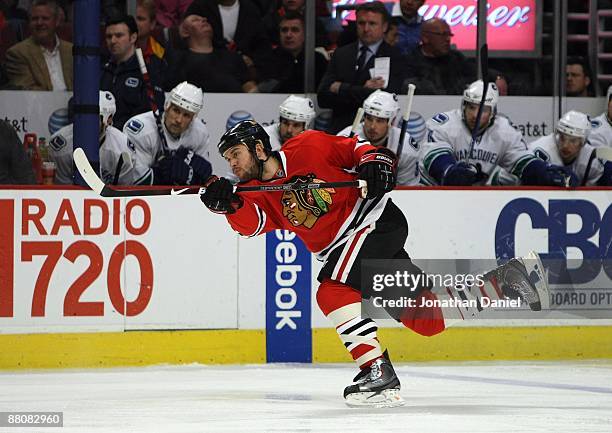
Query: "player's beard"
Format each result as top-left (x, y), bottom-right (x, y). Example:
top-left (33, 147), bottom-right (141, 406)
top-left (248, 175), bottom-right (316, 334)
top-left (233, 154), bottom-right (260, 181)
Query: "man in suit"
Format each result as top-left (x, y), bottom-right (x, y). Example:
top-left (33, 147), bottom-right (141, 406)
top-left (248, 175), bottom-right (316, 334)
top-left (5, 0), bottom-right (72, 90)
top-left (183, 0), bottom-right (272, 78)
top-left (317, 1), bottom-right (404, 133)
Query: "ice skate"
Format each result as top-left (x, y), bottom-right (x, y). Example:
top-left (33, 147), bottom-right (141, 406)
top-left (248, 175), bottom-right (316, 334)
top-left (486, 251), bottom-right (549, 311)
top-left (343, 356), bottom-right (405, 408)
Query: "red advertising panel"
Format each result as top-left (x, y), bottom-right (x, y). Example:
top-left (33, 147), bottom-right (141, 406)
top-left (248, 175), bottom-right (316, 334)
top-left (332, 0), bottom-right (540, 56)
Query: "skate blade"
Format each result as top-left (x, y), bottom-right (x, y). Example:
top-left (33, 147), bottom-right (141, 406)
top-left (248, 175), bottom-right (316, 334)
top-left (345, 388), bottom-right (405, 408)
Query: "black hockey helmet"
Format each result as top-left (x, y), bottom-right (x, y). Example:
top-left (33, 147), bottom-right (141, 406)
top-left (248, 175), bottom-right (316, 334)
top-left (218, 120), bottom-right (271, 157)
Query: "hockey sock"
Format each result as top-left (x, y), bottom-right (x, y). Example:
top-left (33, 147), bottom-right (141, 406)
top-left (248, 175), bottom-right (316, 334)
top-left (399, 290), bottom-right (446, 336)
top-left (317, 278), bottom-right (383, 368)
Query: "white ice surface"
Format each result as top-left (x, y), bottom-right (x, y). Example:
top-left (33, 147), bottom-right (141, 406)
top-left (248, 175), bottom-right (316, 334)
top-left (1, 361), bottom-right (612, 433)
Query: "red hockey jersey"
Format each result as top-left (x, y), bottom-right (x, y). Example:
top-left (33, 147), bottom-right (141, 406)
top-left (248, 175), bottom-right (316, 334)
top-left (226, 130), bottom-right (390, 259)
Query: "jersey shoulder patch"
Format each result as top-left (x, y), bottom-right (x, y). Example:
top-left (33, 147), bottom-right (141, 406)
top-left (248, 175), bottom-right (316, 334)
top-left (49, 134), bottom-right (67, 151)
top-left (126, 119), bottom-right (144, 135)
top-left (431, 112), bottom-right (449, 124)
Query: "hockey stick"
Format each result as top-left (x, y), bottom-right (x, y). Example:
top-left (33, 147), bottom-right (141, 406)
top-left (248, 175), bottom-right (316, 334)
top-left (135, 48), bottom-right (170, 158)
top-left (74, 147), bottom-right (366, 197)
top-left (582, 147), bottom-right (612, 186)
top-left (468, 44), bottom-right (488, 181)
top-left (112, 152), bottom-right (132, 185)
top-left (396, 83), bottom-right (416, 157)
top-left (348, 108), bottom-right (364, 138)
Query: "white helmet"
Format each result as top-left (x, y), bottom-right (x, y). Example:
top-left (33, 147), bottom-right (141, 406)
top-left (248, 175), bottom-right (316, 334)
top-left (279, 95), bottom-right (316, 127)
top-left (462, 80), bottom-right (499, 110)
top-left (363, 90), bottom-right (399, 120)
top-left (166, 81), bottom-right (203, 114)
top-left (556, 110), bottom-right (591, 139)
top-left (99, 90), bottom-right (116, 125)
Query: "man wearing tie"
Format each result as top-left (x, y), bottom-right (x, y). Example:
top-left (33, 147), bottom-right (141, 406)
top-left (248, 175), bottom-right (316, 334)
top-left (318, 1), bottom-right (405, 134)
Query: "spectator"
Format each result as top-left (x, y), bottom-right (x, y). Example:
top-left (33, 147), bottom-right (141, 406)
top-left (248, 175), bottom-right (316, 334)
top-left (136, 0), bottom-right (165, 62)
top-left (258, 11), bottom-right (328, 93)
top-left (184, 0), bottom-right (272, 79)
top-left (337, 90), bottom-right (420, 186)
top-left (488, 69), bottom-right (509, 96)
top-left (2, 0), bottom-right (28, 40)
top-left (566, 57), bottom-right (593, 97)
top-left (262, 0), bottom-right (304, 45)
top-left (0, 2), bottom-right (18, 62)
top-left (395, 0), bottom-right (424, 55)
top-left (5, 0), bottom-right (73, 90)
top-left (251, 0), bottom-right (275, 15)
top-left (317, 1), bottom-right (405, 133)
top-left (155, 0), bottom-right (191, 28)
top-left (100, 14), bottom-right (167, 130)
top-left (263, 94), bottom-right (316, 150)
top-left (403, 18), bottom-right (475, 95)
top-left (385, 17), bottom-right (400, 47)
top-left (0, 119), bottom-right (36, 184)
top-left (165, 14), bottom-right (257, 92)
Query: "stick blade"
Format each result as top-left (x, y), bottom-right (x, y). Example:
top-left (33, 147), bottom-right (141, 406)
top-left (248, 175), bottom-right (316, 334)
top-left (73, 147), bottom-right (105, 194)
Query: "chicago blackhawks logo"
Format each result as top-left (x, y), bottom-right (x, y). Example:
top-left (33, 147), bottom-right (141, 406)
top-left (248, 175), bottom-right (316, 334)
top-left (281, 174), bottom-right (335, 229)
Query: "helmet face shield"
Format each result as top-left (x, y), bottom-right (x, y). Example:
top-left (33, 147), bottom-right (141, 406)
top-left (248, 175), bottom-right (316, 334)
top-left (556, 132), bottom-right (584, 162)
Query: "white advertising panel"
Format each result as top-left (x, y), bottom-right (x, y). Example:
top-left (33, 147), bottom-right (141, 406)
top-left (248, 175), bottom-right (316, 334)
top-left (0, 190), bottom-right (238, 333)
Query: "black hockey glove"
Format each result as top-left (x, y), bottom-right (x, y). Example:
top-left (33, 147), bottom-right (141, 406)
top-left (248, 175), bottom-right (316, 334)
top-left (153, 148), bottom-right (212, 185)
top-left (442, 161), bottom-right (480, 186)
top-left (186, 151), bottom-right (213, 184)
top-left (545, 165), bottom-right (578, 188)
top-left (153, 150), bottom-right (191, 185)
top-left (200, 176), bottom-right (243, 214)
top-left (357, 148), bottom-right (397, 199)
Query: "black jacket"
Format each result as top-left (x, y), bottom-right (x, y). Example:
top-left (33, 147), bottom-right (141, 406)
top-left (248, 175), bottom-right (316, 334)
top-left (184, 0), bottom-right (272, 68)
top-left (259, 47), bottom-right (328, 93)
top-left (100, 53), bottom-right (167, 130)
top-left (404, 48), bottom-right (476, 95)
top-left (317, 41), bottom-right (405, 133)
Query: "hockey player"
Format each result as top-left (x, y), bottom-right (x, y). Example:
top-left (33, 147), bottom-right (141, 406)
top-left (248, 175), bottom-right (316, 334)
top-left (337, 90), bottom-right (420, 186)
top-left (123, 81), bottom-right (212, 185)
top-left (263, 95), bottom-right (316, 151)
top-left (49, 91), bottom-right (148, 185)
top-left (420, 80), bottom-right (577, 187)
top-left (588, 85), bottom-right (612, 149)
top-left (199, 120), bottom-right (549, 407)
top-left (530, 111), bottom-right (612, 186)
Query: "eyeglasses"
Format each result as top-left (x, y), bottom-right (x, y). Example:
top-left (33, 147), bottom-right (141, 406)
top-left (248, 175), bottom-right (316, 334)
top-left (422, 30), bottom-right (454, 38)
